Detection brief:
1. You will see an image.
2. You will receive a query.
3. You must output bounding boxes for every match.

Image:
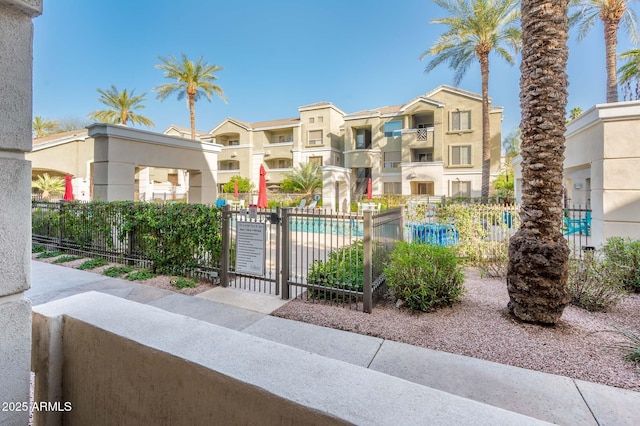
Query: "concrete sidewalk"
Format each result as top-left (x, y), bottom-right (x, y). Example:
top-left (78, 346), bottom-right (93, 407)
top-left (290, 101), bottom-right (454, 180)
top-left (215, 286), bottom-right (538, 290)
top-left (29, 261), bottom-right (640, 425)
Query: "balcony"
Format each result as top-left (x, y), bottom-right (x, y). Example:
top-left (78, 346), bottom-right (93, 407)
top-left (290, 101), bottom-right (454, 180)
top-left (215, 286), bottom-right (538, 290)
top-left (344, 150), bottom-right (380, 168)
top-left (402, 128), bottom-right (434, 149)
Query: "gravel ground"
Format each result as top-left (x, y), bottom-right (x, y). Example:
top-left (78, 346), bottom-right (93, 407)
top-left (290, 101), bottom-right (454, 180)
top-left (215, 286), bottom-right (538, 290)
top-left (272, 268), bottom-right (640, 392)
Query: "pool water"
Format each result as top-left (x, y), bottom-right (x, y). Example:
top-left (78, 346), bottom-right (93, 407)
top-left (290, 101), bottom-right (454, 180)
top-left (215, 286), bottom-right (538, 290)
top-left (289, 217), bottom-right (364, 237)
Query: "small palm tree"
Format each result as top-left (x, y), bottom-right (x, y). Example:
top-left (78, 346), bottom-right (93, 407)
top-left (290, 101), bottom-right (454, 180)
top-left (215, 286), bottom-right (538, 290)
top-left (421, 0), bottom-right (521, 200)
top-left (32, 116), bottom-right (58, 137)
top-left (88, 85), bottom-right (154, 127)
top-left (569, 106), bottom-right (584, 120)
top-left (570, 0), bottom-right (639, 103)
top-left (281, 163), bottom-right (322, 202)
top-left (32, 173), bottom-right (65, 199)
top-left (154, 54), bottom-right (227, 140)
top-left (618, 48), bottom-right (640, 100)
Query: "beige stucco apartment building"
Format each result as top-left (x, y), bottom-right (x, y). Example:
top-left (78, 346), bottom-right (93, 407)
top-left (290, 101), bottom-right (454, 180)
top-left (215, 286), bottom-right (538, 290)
top-left (28, 85), bottom-right (503, 205)
top-left (205, 85), bottom-right (503, 200)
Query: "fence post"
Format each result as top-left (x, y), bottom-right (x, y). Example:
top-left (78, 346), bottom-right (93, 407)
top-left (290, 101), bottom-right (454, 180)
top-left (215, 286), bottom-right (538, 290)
top-left (363, 210), bottom-right (372, 313)
top-left (281, 208), bottom-right (290, 300)
top-left (275, 206), bottom-right (281, 297)
top-left (221, 205), bottom-right (230, 287)
top-left (58, 200), bottom-right (64, 248)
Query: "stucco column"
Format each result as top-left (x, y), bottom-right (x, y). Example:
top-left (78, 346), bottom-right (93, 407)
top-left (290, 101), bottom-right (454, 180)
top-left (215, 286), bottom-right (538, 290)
top-left (93, 160), bottom-right (136, 201)
top-left (188, 170), bottom-right (217, 204)
top-left (0, 1), bottom-right (42, 424)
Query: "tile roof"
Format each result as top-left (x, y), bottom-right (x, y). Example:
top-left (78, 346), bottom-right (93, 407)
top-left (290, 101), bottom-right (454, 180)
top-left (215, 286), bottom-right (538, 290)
top-left (32, 129), bottom-right (89, 146)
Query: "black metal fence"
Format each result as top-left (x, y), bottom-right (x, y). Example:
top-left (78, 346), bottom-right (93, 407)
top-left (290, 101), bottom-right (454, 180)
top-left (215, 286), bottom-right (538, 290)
top-left (31, 201), bottom-right (223, 280)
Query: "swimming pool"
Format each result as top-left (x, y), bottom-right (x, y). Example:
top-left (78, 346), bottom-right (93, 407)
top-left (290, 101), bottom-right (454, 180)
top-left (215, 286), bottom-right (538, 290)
top-left (289, 217), bottom-right (364, 237)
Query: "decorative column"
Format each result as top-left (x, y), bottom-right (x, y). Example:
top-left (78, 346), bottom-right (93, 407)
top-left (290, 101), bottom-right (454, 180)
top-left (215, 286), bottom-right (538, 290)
top-left (0, 1), bottom-right (42, 425)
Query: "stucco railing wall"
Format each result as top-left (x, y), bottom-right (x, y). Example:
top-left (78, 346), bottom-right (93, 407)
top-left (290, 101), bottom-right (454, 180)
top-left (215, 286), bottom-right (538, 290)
top-left (564, 102), bottom-right (640, 248)
top-left (32, 292), bottom-right (535, 425)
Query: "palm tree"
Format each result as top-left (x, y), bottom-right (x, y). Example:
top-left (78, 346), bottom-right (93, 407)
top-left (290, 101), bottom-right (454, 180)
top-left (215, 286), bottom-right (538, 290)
top-left (281, 163), bottom-right (322, 202)
top-left (421, 0), bottom-right (521, 200)
top-left (32, 116), bottom-right (58, 137)
top-left (88, 85), bottom-right (154, 127)
top-left (618, 48), bottom-right (640, 99)
top-left (154, 54), bottom-right (227, 140)
top-left (570, 0), bottom-right (639, 103)
top-left (507, 0), bottom-right (571, 325)
top-left (569, 106), bottom-right (584, 120)
top-left (32, 173), bottom-right (65, 199)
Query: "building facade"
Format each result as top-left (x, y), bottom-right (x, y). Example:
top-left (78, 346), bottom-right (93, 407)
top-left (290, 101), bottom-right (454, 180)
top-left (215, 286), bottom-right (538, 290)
top-left (205, 85), bottom-right (503, 199)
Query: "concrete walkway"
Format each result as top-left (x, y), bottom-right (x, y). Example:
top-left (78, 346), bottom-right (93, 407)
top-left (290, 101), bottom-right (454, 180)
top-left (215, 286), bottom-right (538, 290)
top-left (29, 261), bottom-right (640, 425)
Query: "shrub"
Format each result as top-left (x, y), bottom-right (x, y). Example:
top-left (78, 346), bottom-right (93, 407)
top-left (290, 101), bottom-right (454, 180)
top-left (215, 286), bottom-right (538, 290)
top-left (567, 250), bottom-right (627, 312)
top-left (171, 277), bottom-right (199, 289)
top-left (52, 255), bottom-right (83, 264)
top-left (384, 242), bottom-right (465, 312)
top-left (596, 328), bottom-right (640, 367)
top-left (478, 240), bottom-right (509, 278)
top-left (307, 241), bottom-right (364, 296)
top-left (77, 258), bottom-right (109, 270)
top-left (602, 237), bottom-right (640, 292)
top-left (32, 244), bottom-right (46, 253)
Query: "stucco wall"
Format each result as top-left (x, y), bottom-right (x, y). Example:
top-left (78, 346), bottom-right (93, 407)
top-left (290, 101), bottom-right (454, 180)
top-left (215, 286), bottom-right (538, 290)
top-left (0, 1), bottom-right (41, 424)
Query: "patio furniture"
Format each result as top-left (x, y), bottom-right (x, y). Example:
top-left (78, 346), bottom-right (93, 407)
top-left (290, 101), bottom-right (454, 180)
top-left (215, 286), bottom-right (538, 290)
top-left (563, 211), bottom-right (591, 236)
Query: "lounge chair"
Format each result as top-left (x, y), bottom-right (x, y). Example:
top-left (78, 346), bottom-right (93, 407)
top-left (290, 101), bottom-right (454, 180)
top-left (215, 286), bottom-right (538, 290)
top-left (563, 211), bottom-right (591, 236)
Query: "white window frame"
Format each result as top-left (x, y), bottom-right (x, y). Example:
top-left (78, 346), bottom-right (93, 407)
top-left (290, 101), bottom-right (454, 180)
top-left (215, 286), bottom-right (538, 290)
top-left (452, 180), bottom-right (471, 198)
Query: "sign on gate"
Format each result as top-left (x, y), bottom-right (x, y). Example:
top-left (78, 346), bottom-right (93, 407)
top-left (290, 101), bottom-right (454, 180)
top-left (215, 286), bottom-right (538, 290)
top-left (235, 221), bottom-right (266, 276)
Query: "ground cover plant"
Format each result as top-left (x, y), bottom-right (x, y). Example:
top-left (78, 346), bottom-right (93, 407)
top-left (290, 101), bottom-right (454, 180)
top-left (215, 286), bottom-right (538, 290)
top-left (77, 258), bottom-right (109, 270)
top-left (52, 255), bottom-right (84, 264)
top-left (171, 277), bottom-right (199, 289)
top-left (36, 250), bottom-right (65, 259)
top-left (307, 241), bottom-right (364, 299)
top-left (602, 237), bottom-right (640, 293)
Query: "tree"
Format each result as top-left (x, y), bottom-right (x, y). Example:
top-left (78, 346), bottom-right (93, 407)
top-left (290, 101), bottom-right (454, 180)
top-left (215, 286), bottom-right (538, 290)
top-left (421, 0), bottom-right (521, 200)
top-left (154, 54), bottom-right (227, 140)
top-left (221, 176), bottom-right (252, 194)
top-left (32, 173), bottom-right (65, 199)
top-left (502, 127), bottom-right (521, 159)
top-left (32, 116), bottom-right (58, 137)
top-left (56, 116), bottom-right (92, 132)
top-left (618, 48), bottom-right (640, 100)
top-left (507, 0), bottom-right (571, 325)
top-left (568, 106), bottom-right (584, 120)
top-left (570, 0), bottom-right (639, 103)
top-left (280, 163), bottom-right (322, 201)
top-left (88, 85), bottom-right (154, 127)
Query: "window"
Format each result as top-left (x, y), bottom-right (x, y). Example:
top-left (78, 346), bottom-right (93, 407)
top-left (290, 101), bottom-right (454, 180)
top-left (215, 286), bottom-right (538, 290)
top-left (451, 110), bottom-right (471, 131)
top-left (317, 116), bottom-right (323, 123)
top-left (278, 135), bottom-right (292, 143)
top-left (309, 156), bottom-right (323, 166)
top-left (412, 181), bottom-right (434, 195)
top-left (450, 145), bottom-right (472, 166)
top-left (383, 182), bottom-right (402, 194)
top-left (228, 140), bottom-right (239, 146)
top-left (309, 117), bottom-right (315, 124)
top-left (355, 128), bottom-right (371, 149)
top-left (308, 130), bottom-right (323, 145)
top-left (277, 159), bottom-right (291, 168)
top-left (383, 120), bottom-right (402, 137)
top-left (334, 154), bottom-right (342, 166)
top-left (452, 180), bottom-right (471, 198)
top-left (383, 151), bottom-right (401, 169)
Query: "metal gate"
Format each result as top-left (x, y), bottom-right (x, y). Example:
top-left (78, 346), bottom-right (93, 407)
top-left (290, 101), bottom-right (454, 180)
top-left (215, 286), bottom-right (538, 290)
top-left (220, 206), bottom-right (282, 295)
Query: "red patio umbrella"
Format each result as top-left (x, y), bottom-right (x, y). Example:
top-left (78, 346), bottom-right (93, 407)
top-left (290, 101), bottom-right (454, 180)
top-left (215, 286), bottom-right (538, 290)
top-left (257, 165), bottom-right (268, 208)
top-left (63, 174), bottom-right (74, 201)
top-left (366, 178), bottom-right (372, 200)
top-left (233, 180), bottom-right (239, 198)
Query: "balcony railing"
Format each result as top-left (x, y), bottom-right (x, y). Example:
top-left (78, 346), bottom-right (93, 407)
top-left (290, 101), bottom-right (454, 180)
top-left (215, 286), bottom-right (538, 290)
top-left (401, 128), bottom-right (434, 148)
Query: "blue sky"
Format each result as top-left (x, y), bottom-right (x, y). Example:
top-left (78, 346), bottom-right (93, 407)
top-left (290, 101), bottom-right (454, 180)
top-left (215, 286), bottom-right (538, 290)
top-left (33, 0), bottom-right (640, 139)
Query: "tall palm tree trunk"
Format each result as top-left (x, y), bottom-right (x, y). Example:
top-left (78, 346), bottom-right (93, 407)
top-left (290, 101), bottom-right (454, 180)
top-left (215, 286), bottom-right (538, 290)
top-left (188, 94), bottom-right (196, 140)
top-left (604, 19), bottom-right (620, 103)
top-left (507, 0), bottom-right (571, 325)
top-left (480, 53), bottom-right (491, 200)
